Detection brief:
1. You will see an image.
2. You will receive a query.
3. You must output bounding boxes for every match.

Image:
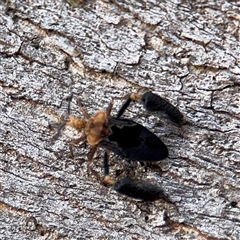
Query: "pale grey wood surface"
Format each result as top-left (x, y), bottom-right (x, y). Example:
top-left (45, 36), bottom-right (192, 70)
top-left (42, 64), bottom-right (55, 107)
top-left (0, 0), bottom-right (239, 239)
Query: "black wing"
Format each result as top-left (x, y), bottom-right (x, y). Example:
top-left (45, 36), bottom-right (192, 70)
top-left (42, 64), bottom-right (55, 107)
top-left (100, 117), bottom-right (168, 161)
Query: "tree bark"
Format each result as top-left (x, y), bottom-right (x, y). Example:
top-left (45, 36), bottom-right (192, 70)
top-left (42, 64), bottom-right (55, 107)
top-left (0, 0), bottom-right (239, 239)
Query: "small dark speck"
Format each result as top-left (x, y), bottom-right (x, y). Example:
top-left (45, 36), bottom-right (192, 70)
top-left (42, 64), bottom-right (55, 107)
top-left (69, 184), bottom-right (77, 188)
top-left (230, 201), bottom-right (237, 207)
top-left (115, 169), bottom-right (123, 176)
top-left (163, 212), bottom-right (169, 221)
top-left (230, 104), bottom-right (239, 108)
top-left (145, 216), bottom-right (149, 221)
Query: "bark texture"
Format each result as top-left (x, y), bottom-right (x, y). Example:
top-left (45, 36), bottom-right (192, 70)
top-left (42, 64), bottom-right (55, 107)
top-left (0, 0), bottom-right (240, 239)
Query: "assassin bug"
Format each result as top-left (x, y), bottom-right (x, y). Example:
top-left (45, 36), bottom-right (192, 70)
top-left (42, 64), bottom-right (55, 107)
top-left (55, 91), bottom-right (183, 201)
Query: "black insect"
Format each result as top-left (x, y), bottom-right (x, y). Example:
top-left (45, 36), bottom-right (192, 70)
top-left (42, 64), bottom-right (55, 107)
top-left (56, 91), bottom-right (183, 201)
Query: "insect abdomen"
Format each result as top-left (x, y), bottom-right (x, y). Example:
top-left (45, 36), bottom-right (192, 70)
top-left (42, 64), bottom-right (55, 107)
top-left (142, 92), bottom-right (184, 124)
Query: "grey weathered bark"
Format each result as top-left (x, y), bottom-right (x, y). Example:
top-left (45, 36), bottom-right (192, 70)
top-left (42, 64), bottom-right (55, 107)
top-left (0, 0), bottom-right (239, 239)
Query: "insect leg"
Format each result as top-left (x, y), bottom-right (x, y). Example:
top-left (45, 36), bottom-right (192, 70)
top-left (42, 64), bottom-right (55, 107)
top-left (116, 93), bottom-right (142, 118)
top-left (67, 92), bottom-right (73, 115)
top-left (50, 122), bottom-right (66, 142)
top-left (103, 152), bottom-right (109, 176)
top-left (103, 152), bottom-right (168, 201)
top-left (106, 99), bottom-right (114, 117)
top-left (86, 145), bottom-right (103, 181)
top-left (116, 98), bottom-right (132, 118)
top-left (51, 94), bottom-right (74, 142)
top-left (77, 99), bottom-right (91, 119)
top-left (117, 91), bottom-right (184, 124)
top-left (69, 135), bottom-right (86, 157)
top-left (103, 151), bottom-right (116, 185)
top-left (87, 144), bottom-right (98, 170)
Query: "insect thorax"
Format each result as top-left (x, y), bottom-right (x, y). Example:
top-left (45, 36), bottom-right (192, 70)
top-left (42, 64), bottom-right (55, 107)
top-left (85, 110), bottom-right (109, 145)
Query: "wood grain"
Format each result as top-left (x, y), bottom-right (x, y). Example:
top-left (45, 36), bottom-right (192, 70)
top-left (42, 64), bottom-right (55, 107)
top-left (0, 0), bottom-right (239, 239)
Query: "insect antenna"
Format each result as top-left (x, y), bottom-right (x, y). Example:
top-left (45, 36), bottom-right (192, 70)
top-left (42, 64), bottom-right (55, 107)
top-left (50, 93), bottom-right (74, 142)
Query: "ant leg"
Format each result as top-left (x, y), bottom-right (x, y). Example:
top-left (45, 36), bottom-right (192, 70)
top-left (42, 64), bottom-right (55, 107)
top-left (51, 93), bottom-right (74, 142)
top-left (106, 100), bottom-right (114, 117)
top-left (69, 135), bottom-right (86, 157)
top-left (87, 145), bottom-right (98, 171)
top-left (77, 99), bottom-right (91, 119)
top-left (87, 145), bottom-right (103, 182)
top-left (50, 122), bottom-right (66, 142)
